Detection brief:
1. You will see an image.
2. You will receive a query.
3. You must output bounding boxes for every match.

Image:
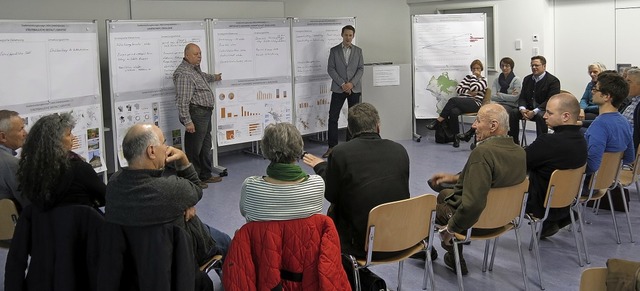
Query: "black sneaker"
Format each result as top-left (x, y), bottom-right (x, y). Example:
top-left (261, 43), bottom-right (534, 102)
top-left (444, 252), bottom-right (468, 275)
top-left (409, 248), bottom-right (438, 261)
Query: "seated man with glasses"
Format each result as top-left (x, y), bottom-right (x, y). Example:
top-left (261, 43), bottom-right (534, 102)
top-left (507, 55), bottom-right (561, 144)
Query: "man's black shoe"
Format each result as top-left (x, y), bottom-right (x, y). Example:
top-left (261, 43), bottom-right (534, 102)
top-left (456, 130), bottom-right (474, 142)
top-left (539, 222), bottom-right (560, 239)
top-left (425, 120), bottom-right (439, 130)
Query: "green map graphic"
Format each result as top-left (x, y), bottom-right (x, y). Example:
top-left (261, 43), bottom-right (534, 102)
top-left (426, 72), bottom-right (458, 112)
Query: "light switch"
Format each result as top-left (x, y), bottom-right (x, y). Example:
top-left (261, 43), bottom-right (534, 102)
top-left (532, 47), bottom-right (539, 56)
top-left (515, 39), bottom-right (522, 50)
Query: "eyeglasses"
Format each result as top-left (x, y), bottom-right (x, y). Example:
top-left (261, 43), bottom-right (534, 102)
top-left (591, 87), bottom-right (601, 93)
top-left (530, 64), bottom-right (542, 68)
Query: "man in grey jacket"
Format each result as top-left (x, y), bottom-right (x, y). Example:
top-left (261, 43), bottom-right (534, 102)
top-left (325, 25), bottom-right (364, 158)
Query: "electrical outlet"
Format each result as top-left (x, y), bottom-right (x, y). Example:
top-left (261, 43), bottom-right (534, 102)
top-left (532, 34), bottom-right (539, 42)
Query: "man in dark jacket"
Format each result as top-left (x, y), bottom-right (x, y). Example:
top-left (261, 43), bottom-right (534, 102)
top-left (303, 103), bottom-right (410, 259)
top-left (525, 93), bottom-right (588, 238)
top-left (508, 55), bottom-right (561, 143)
top-left (105, 123), bottom-right (230, 264)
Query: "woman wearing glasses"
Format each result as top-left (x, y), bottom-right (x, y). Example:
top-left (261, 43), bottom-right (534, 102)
top-left (425, 59), bottom-right (488, 148)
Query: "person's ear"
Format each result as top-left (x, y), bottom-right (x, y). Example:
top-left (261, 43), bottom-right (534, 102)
top-left (0, 132), bottom-right (6, 143)
top-left (146, 145), bottom-right (156, 159)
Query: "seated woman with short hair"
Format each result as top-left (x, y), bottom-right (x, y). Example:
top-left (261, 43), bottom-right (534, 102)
top-left (240, 122), bottom-right (324, 221)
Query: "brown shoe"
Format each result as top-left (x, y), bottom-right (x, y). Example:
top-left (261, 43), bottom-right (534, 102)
top-left (202, 176), bottom-right (223, 183)
top-left (322, 147), bottom-right (333, 158)
top-left (198, 182), bottom-right (209, 189)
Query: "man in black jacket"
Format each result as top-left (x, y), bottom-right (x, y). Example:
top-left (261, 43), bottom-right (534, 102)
top-left (302, 103), bottom-right (410, 259)
top-left (508, 55), bottom-right (561, 144)
top-left (524, 93), bottom-right (587, 238)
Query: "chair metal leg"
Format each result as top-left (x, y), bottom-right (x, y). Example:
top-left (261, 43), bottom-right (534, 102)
top-left (530, 221), bottom-right (545, 290)
top-left (635, 180), bottom-right (640, 201)
top-left (348, 255), bottom-right (362, 291)
top-left (398, 260), bottom-right (404, 291)
top-left (423, 248), bottom-right (435, 291)
top-left (459, 115), bottom-right (465, 134)
top-left (569, 208), bottom-right (585, 267)
top-left (594, 199), bottom-right (601, 215)
top-left (605, 190), bottom-right (622, 244)
top-left (528, 220), bottom-right (539, 251)
top-left (482, 240), bottom-right (490, 272)
top-left (520, 120), bottom-right (528, 147)
top-left (514, 227), bottom-right (530, 291)
top-left (489, 237), bottom-right (499, 271)
top-left (620, 188), bottom-right (635, 243)
top-left (577, 204), bottom-right (591, 264)
top-left (454, 241), bottom-right (465, 291)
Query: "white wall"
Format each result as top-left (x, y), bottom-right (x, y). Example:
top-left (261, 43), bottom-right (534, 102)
top-left (283, 0), bottom-right (411, 65)
top-left (130, 0), bottom-right (284, 19)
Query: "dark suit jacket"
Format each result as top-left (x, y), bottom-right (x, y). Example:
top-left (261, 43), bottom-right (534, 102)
top-left (634, 99), bottom-right (640, 150)
top-left (518, 72), bottom-right (561, 111)
top-left (327, 43), bottom-right (364, 93)
top-left (312, 132), bottom-right (410, 257)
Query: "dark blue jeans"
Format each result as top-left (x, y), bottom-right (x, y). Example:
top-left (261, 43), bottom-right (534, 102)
top-left (328, 92), bottom-right (360, 148)
top-left (185, 105), bottom-right (213, 180)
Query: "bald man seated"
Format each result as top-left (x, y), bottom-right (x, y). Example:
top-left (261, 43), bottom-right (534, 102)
top-left (431, 104), bottom-right (527, 275)
top-left (105, 123), bottom-right (231, 266)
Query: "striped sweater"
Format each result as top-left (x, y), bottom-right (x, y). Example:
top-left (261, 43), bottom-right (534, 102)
top-left (240, 175), bottom-right (325, 222)
top-left (456, 74), bottom-right (488, 100)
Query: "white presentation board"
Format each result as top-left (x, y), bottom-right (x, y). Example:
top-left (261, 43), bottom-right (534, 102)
top-left (0, 20), bottom-right (106, 172)
top-left (412, 13), bottom-right (487, 119)
top-left (107, 20), bottom-right (208, 167)
top-left (292, 18), bottom-right (354, 135)
top-left (212, 19), bottom-right (293, 146)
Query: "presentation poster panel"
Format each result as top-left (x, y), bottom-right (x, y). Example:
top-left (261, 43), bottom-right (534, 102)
top-left (212, 19), bottom-right (293, 146)
top-left (107, 20), bottom-right (208, 167)
top-left (412, 14), bottom-right (486, 119)
top-left (292, 18), bottom-right (354, 135)
top-left (294, 76), bottom-right (347, 135)
top-left (0, 21), bottom-right (106, 172)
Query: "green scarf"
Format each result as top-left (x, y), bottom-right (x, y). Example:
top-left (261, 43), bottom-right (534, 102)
top-left (266, 162), bottom-right (308, 181)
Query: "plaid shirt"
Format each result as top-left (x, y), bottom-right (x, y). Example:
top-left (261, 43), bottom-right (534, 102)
top-left (622, 96), bottom-right (640, 126)
top-left (173, 59), bottom-right (216, 125)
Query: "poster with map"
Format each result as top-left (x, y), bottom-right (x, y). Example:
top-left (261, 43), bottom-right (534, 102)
top-left (412, 14), bottom-right (486, 118)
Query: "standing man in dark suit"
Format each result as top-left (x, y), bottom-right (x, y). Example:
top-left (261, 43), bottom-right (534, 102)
top-left (324, 25), bottom-right (364, 158)
top-left (174, 43), bottom-right (223, 188)
top-left (508, 55), bottom-right (561, 144)
top-left (622, 68), bottom-right (640, 149)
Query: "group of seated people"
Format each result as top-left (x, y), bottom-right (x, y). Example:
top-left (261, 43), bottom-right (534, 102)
top-left (426, 55), bottom-right (640, 151)
top-left (1, 61), bottom-right (639, 289)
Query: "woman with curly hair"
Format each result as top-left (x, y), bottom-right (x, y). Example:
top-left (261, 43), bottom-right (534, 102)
top-left (17, 112), bottom-right (105, 211)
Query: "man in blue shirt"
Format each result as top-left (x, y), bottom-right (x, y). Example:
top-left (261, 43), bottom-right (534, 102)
top-left (585, 72), bottom-right (634, 175)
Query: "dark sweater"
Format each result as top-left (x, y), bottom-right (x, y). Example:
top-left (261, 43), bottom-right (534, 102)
top-left (525, 125), bottom-right (588, 220)
top-left (518, 72), bottom-right (561, 111)
top-left (105, 165), bottom-right (202, 226)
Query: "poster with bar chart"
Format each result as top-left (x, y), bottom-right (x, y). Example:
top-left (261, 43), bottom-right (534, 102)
top-left (412, 14), bottom-right (486, 119)
top-left (212, 19), bottom-right (293, 146)
top-left (292, 18), bottom-right (354, 135)
top-left (107, 20), bottom-right (209, 167)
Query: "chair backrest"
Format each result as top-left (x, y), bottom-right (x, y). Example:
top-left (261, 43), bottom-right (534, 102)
top-left (365, 194), bottom-right (437, 252)
top-left (0, 199), bottom-right (19, 240)
top-left (590, 151), bottom-right (624, 191)
top-left (544, 165), bottom-right (587, 209)
top-left (473, 179), bottom-right (529, 229)
top-left (579, 267), bottom-right (607, 291)
top-left (482, 88), bottom-right (492, 105)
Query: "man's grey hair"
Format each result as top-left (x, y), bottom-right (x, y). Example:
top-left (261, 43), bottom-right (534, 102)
top-left (0, 110), bottom-right (19, 133)
top-left (627, 68), bottom-right (640, 85)
top-left (122, 124), bottom-right (161, 163)
top-left (480, 104), bottom-right (510, 132)
top-left (261, 122), bottom-right (304, 163)
top-left (347, 103), bottom-right (380, 137)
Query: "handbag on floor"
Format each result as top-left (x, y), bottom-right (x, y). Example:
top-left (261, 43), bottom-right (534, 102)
top-left (435, 122), bottom-right (455, 144)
